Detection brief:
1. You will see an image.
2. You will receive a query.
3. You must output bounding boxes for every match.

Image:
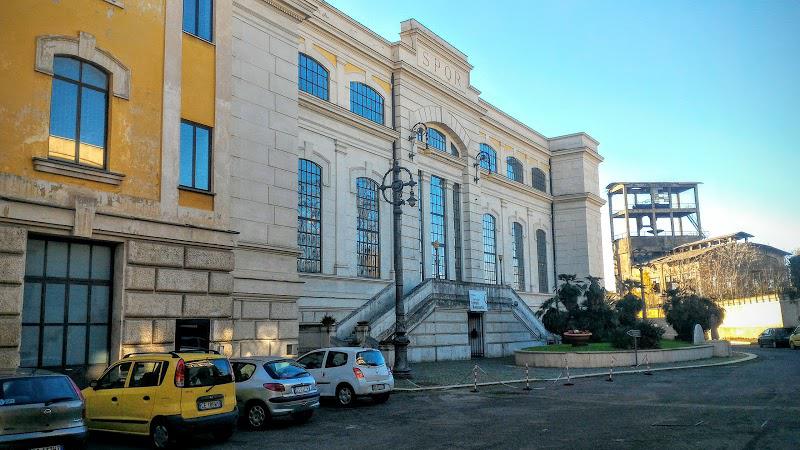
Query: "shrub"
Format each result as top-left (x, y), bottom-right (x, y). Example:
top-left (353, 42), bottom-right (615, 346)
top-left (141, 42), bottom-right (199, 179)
top-left (610, 320), bottom-right (664, 350)
top-left (663, 291), bottom-right (724, 341)
top-left (615, 293), bottom-right (644, 326)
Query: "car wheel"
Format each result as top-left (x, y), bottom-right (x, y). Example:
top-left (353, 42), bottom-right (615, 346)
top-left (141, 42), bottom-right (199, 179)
top-left (246, 401), bottom-right (269, 430)
top-left (372, 392), bottom-right (390, 404)
top-left (335, 384), bottom-right (355, 407)
top-left (213, 425), bottom-right (235, 442)
top-left (291, 410), bottom-right (314, 423)
top-left (150, 419), bottom-right (174, 449)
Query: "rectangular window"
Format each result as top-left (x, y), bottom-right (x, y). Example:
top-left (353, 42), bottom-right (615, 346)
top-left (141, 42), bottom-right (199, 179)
top-left (356, 178), bottom-right (380, 278)
top-left (430, 176), bottom-right (447, 279)
top-left (179, 120), bottom-right (212, 191)
top-left (452, 183), bottom-right (463, 282)
top-left (20, 239), bottom-right (112, 370)
top-left (297, 159), bottom-right (322, 273)
top-left (512, 223), bottom-right (525, 290)
top-left (536, 229), bottom-right (549, 293)
top-left (183, 0), bottom-right (213, 41)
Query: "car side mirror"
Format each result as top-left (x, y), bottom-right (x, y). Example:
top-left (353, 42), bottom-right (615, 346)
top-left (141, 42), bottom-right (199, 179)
top-left (90, 380), bottom-right (98, 389)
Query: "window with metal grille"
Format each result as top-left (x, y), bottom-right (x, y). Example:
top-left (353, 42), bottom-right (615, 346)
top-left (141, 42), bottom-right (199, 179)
top-left (183, 0), bottom-right (213, 41)
top-left (430, 176), bottom-right (447, 279)
top-left (20, 239), bottom-right (113, 370)
top-left (297, 159), bottom-right (322, 273)
top-left (298, 53), bottom-right (329, 101)
top-left (507, 157), bottom-right (523, 183)
top-left (483, 214), bottom-right (497, 284)
top-left (453, 183), bottom-right (463, 282)
top-left (532, 167), bottom-right (547, 192)
top-left (536, 229), bottom-right (549, 292)
top-left (48, 56), bottom-right (108, 169)
top-left (356, 178), bottom-right (380, 278)
top-left (427, 128), bottom-right (446, 152)
top-left (512, 222), bottom-right (525, 290)
top-left (479, 144), bottom-right (497, 173)
top-left (349, 82), bottom-right (384, 124)
top-left (179, 120), bottom-right (212, 191)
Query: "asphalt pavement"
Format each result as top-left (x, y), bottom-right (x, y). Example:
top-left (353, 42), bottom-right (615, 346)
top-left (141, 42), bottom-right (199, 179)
top-left (90, 345), bottom-right (799, 450)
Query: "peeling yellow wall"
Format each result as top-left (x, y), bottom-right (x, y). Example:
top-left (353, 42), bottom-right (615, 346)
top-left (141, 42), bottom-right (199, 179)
top-left (0, 0), bottom-right (165, 200)
top-left (178, 189), bottom-right (214, 211)
top-left (181, 34), bottom-right (216, 127)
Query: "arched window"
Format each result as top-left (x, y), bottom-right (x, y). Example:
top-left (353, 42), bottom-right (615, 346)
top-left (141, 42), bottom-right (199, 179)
top-left (479, 144), bottom-right (497, 173)
top-left (450, 142), bottom-right (460, 157)
top-left (49, 56), bottom-right (109, 168)
top-left (483, 214), bottom-right (497, 284)
top-left (532, 167), bottom-right (547, 192)
top-left (298, 159), bottom-right (322, 273)
top-left (298, 53), bottom-right (329, 101)
top-left (356, 178), bottom-right (380, 278)
top-left (536, 229), bottom-right (549, 292)
top-left (506, 157), bottom-right (523, 183)
top-left (512, 222), bottom-right (525, 290)
top-left (427, 128), bottom-right (446, 152)
top-left (430, 176), bottom-right (447, 279)
top-left (349, 82), bottom-right (384, 124)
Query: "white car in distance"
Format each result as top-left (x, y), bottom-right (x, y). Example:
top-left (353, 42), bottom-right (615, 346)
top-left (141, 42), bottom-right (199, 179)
top-left (296, 347), bottom-right (394, 407)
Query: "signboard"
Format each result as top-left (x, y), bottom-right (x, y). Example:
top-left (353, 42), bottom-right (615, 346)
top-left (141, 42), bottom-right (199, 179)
top-left (468, 290), bottom-right (488, 312)
top-left (626, 330), bottom-right (642, 338)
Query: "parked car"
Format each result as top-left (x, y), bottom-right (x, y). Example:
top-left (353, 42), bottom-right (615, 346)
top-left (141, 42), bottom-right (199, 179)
top-left (757, 327), bottom-right (794, 348)
top-left (230, 357), bottom-right (319, 429)
top-left (790, 326), bottom-right (800, 350)
top-left (295, 347), bottom-right (393, 407)
top-left (0, 369), bottom-right (87, 449)
top-left (82, 350), bottom-right (238, 449)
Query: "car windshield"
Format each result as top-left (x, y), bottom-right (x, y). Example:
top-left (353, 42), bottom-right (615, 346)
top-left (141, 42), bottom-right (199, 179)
top-left (264, 360), bottom-right (309, 380)
top-left (0, 376), bottom-right (78, 407)
top-left (185, 359), bottom-right (233, 388)
top-left (356, 350), bottom-right (385, 367)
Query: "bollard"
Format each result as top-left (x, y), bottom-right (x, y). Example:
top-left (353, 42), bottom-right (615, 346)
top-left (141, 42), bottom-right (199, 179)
top-left (643, 354), bottom-right (653, 376)
top-left (606, 355), bottom-right (615, 382)
top-left (524, 363), bottom-right (532, 391)
top-left (470, 364), bottom-right (479, 393)
top-left (563, 357), bottom-right (574, 387)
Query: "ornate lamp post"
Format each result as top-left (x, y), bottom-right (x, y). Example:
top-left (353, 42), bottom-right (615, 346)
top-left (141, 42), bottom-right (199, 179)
top-left (432, 240), bottom-right (441, 279)
top-left (378, 123), bottom-right (420, 379)
top-left (472, 149), bottom-right (494, 183)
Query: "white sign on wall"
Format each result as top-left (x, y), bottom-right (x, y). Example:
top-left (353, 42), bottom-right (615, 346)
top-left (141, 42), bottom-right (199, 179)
top-left (468, 290), bottom-right (488, 312)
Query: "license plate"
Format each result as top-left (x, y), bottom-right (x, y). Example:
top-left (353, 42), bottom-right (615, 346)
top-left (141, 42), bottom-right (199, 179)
top-left (31, 446), bottom-right (62, 450)
top-left (198, 400), bottom-right (222, 411)
top-left (293, 385), bottom-right (311, 394)
top-left (371, 384), bottom-right (385, 391)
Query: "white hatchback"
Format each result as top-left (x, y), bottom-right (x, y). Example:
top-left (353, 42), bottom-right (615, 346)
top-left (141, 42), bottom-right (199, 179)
top-left (296, 347), bottom-right (394, 407)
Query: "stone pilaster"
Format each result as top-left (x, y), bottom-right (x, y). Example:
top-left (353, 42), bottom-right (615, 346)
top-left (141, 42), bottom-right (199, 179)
top-left (0, 225), bottom-right (26, 369)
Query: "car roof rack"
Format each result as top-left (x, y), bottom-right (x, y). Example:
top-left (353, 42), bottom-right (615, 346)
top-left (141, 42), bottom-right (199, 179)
top-left (123, 351), bottom-right (181, 359)
top-left (176, 347), bottom-right (220, 355)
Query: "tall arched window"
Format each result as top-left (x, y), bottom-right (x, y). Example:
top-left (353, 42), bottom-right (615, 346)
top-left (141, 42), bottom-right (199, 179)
top-left (532, 167), bottom-right (547, 192)
top-left (479, 144), bottom-right (497, 173)
top-left (512, 222), bottom-right (525, 290)
top-left (430, 176), bottom-right (447, 279)
top-left (482, 214), bottom-right (497, 284)
top-left (49, 56), bottom-right (109, 168)
top-left (349, 82), bottom-right (384, 124)
top-left (536, 229), bottom-right (549, 292)
top-left (427, 128), bottom-right (446, 152)
top-left (298, 53), bottom-right (329, 101)
top-left (356, 178), bottom-right (380, 278)
top-left (298, 159), bottom-right (322, 273)
top-left (506, 157), bottom-right (523, 182)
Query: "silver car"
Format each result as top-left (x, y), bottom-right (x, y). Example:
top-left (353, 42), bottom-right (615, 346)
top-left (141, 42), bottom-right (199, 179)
top-left (230, 357), bottom-right (319, 430)
top-left (0, 369), bottom-right (87, 449)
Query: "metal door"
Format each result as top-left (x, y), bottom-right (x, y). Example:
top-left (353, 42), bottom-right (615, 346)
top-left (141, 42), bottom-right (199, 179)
top-left (468, 313), bottom-right (484, 357)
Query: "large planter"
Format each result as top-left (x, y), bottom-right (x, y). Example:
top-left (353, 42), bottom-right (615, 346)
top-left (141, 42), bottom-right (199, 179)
top-left (562, 331), bottom-right (592, 346)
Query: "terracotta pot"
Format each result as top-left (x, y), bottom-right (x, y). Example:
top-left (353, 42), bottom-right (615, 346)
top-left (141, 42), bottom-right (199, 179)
top-left (563, 331), bottom-right (592, 346)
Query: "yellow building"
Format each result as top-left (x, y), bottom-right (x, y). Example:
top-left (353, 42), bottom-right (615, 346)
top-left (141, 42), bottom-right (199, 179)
top-left (0, 0), bottom-right (252, 383)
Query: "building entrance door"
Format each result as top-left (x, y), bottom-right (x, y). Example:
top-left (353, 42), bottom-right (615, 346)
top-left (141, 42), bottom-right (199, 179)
top-left (468, 313), bottom-right (484, 357)
top-left (175, 319), bottom-right (210, 351)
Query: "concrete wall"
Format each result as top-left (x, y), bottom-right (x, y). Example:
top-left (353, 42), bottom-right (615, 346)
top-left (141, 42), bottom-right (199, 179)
top-left (717, 294), bottom-right (799, 341)
top-left (515, 344), bottom-right (716, 368)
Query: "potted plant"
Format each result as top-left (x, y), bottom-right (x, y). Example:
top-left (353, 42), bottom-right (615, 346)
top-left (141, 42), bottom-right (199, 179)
top-left (562, 329), bottom-right (593, 346)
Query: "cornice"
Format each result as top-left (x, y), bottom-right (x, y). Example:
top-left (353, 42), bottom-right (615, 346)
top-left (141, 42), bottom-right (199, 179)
top-left (298, 91), bottom-right (399, 141)
top-left (259, 0), bottom-right (317, 22)
top-left (551, 146), bottom-right (604, 164)
top-left (393, 62), bottom-right (486, 118)
top-left (479, 170), bottom-right (554, 203)
top-left (413, 142), bottom-right (468, 171)
top-left (479, 115), bottom-right (550, 156)
top-left (553, 192), bottom-right (606, 207)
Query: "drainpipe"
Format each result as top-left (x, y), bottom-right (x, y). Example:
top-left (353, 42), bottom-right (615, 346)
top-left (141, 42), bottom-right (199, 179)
top-left (549, 157), bottom-right (557, 289)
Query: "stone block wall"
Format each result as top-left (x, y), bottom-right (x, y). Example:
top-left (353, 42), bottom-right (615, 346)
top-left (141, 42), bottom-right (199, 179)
top-left (231, 298), bottom-right (298, 357)
top-left (122, 239), bottom-right (235, 355)
top-left (408, 308), bottom-right (470, 362)
top-left (0, 225), bottom-right (26, 369)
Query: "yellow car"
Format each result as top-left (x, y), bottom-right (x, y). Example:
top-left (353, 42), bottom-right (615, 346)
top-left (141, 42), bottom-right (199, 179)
top-left (82, 351), bottom-right (238, 449)
top-left (791, 326), bottom-right (800, 350)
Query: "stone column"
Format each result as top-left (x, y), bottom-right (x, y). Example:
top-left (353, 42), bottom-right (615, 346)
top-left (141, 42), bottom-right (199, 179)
top-left (0, 226), bottom-right (26, 369)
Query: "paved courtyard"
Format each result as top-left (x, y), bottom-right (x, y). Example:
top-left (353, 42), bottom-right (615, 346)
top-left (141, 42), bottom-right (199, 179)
top-left (90, 346), bottom-right (799, 449)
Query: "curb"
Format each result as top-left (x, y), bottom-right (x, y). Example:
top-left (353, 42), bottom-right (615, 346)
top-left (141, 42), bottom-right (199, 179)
top-left (394, 351), bottom-right (758, 392)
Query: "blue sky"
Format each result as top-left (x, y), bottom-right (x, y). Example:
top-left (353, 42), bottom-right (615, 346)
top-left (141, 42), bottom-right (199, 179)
top-left (327, 0), bottom-right (800, 284)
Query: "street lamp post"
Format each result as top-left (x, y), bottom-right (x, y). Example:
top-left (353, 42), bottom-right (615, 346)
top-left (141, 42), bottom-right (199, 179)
top-left (631, 249), bottom-right (652, 319)
top-left (432, 240), bottom-right (441, 279)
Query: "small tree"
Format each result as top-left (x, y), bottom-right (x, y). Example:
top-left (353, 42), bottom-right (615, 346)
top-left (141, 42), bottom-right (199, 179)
top-left (662, 290), bottom-right (724, 341)
top-left (536, 274), bottom-right (583, 335)
top-left (615, 293), bottom-right (644, 326)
